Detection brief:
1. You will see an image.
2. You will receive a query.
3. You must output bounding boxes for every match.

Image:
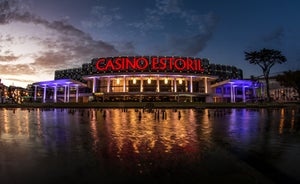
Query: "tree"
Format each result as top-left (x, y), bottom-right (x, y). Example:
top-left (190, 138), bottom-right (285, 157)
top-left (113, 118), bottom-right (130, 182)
top-left (275, 70), bottom-right (300, 100)
top-left (245, 48), bottom-right (287, 101)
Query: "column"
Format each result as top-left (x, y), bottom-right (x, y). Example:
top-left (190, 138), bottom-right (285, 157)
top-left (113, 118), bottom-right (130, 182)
top-left (221, 86), bottom-right (224, 102)
top-left (242, 86), bottom-right (246, 102)
top-left (43, 85), bottom-right (47, 103)
top-left (174, 77), bottom-right (177, 92)
top-left (233, 86), bottom-right (236, 103)
top-left (140, 77), bottom-right (143, 92)
top-left (67, 83), bottom-right (70, 102)
top-left (261, 84), bottom-right (264, 99)
top-left (204, 77), bottom-right (208, 93)
top-left (185, 78), bottom-right (188, 92)
top-left (64, 85), bottom-right (67, 103)
top-left (92, 77), bottom-right (96, 93)
top-left (107, 78), bottom-right (111, 93)
top-left (53, 85), bottom-right (57, 103)
top-left (34, 85), bottom-right (37, 101)
top-left (190, 76), bottom-right (193, 93)
top-left (140, 77), bottom-right (143, 102)
top-left (230, 83), bottom-right (233, 103)
top-left (75, 85), bottom-right (79, 103)
top-left (123, 76), bottom-right (126, 92)
top-left (156, 76), bottom-right (160, 92)
top-left (252, 87), bottom-right (256, 99)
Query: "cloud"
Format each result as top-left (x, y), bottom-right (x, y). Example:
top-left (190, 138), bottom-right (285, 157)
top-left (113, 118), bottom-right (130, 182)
top-left (0, 0), bottom-right (120, 77)
top-left (129, 0), bottom-right (218, 56)
top-left (114, 41), bottom-right (137, 56)
top-left (0, 63), bottom-right (36, 75)
top-left (0, 0), bottom-right (219, 87)
top-left (0, 54), bottom-right (20, 62)
top-left (2, 77), bottom-right (35, 83)
top-left (33, 51), bottom-right (72, 69)
top-left (0, 0), bottom-right (119, 56)
top-left (166, 33), bottom-right (214, 56)
top-left (81, 6), bottom-right (122, 29)
top-left (0, 0), bottom-right (36, 24)
top-left (248, 27), bottom-right (286, 51)
top-left (0, 34), bottom-right (14, 43)
top-left (261, 27), bottom-right (284, 44)
top-left (129, 0), bottom-right (182, 31)
top-left (156, 0), bottom-right (182, 14)
top-left (165, 12), bottom-right (218, 56)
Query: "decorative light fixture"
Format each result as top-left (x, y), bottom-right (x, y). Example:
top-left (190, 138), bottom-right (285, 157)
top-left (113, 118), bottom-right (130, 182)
top-left (133, 78), bottom-right (136, 84)
top-left (116, 78), bottom-right (120, 85)
top-left (179, 78), bottom-right (183, 84)
top-left (147, 78), bottom-right (151, 84)
top-left (164, 78), bottom-right (168, 84)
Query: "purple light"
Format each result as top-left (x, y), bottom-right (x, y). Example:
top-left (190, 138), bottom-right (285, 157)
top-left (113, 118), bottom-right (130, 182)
top-left (33, 79), bottom-right (87, 88)
top-left (224, 80), bottom-right (259, 87)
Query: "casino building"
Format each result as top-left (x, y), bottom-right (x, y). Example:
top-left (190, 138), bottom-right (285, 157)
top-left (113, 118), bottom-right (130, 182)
top-left (33, 56), bottom-right (262, 103)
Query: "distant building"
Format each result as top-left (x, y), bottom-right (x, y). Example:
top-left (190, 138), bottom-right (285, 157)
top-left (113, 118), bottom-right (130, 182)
top-left (0, 79), bottom-right (35, 104)
top-left (0, 79), bottom-right (8, 103)
top-left (259, 78), bottom-right (299, 101)
top-left (7, 86), bottom-right (29, 104)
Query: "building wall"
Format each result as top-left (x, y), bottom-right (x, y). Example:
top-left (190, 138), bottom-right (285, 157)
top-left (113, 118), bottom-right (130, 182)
top-left (54, 57), bottom-right (244, 84)
top-left (55, 67), bottom-right (86, 83)
top-left (259, 78), bottom-right (299, 101)
top-left (48, 57), bottom-right (248, 103)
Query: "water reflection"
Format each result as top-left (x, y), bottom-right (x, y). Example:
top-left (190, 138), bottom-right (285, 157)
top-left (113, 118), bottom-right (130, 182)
top-left (0, 108), bottom-right (30, 138)
top-left (102, 109), bottom-right (199, 157)
top-left (2, 108), bottom-right (9, 133)
top-left (279, 108), bottom-right (285, 134)
top-left (0, 107), bottom-right (299, 183)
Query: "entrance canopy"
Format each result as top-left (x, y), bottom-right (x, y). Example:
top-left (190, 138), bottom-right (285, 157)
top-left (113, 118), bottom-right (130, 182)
top-left (211, 79), bottom-right (262, 103)
top-left (32, 79), bottom-right (87, 103)
top-left (211, 79), bottom-right (259, 88)
top-left (32, 79), bottom-right (87, 88)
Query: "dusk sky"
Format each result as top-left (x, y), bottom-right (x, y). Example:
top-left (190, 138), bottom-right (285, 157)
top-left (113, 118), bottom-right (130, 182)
top-left (0, 0), bottom-right (299, 87)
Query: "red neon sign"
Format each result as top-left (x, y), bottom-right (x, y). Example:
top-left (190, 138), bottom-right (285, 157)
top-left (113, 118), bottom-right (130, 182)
top-left (95, 56), bottom-right (204, 72)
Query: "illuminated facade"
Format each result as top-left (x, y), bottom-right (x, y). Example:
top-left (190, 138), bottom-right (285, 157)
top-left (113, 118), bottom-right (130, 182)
top-left (48, 56), bottom-right (250, 102)
top-left (29, 56), bottom-right (268, 103)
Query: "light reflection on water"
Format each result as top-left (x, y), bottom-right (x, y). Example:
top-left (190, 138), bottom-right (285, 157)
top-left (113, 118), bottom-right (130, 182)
top-left (103, 109), bottom-right (199, 156)
top-left (0, 107), bottom-right (299, 183)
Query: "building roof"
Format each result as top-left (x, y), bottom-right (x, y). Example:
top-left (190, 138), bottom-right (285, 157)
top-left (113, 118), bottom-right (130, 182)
top-left (32, 79), bottom-right (87, 88)
top-left (211, 79), bottom-right (261, 88)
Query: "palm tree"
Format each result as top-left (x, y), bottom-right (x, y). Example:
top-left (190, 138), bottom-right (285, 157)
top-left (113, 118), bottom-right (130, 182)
top-left (245, 48), bottom-right (287, 101)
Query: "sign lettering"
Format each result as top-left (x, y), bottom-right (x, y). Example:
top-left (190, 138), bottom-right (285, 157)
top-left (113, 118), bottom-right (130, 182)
top-left (95, 56), bottom-right (204, 72)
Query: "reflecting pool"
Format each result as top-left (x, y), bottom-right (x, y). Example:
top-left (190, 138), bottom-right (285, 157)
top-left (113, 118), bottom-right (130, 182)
top-left (0, 108), bottom-right (299, 183)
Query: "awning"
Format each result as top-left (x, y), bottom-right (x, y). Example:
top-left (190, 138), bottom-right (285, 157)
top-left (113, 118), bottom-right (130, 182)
top-left (32, 79), bottom-right (87, 88)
